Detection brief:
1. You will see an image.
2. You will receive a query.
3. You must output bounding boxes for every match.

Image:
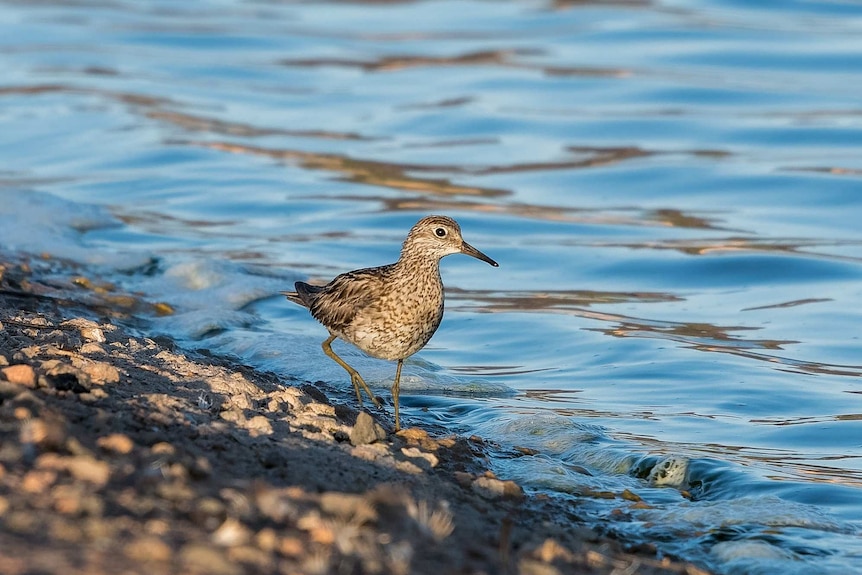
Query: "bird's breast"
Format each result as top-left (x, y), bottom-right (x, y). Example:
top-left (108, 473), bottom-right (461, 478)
top-left (341, 273), bottom-right (444, 361)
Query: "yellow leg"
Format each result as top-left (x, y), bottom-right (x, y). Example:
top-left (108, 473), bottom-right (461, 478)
top-left (322, 334), bottom-right (380, 407)
top-left (392, 359), bottom-right (403, 431)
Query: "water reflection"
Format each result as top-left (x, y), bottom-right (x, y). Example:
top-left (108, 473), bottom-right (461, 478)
top-left (0, 84), bottom-right (736, 233)
top-left (280, 48), bottom-right (629, 78)
top-left (448, 287), bottom-right (862, 378)
top-left (599, 237), bottom-right (862, 263)
top-left (447, 286), bottom-right (682, 310)
top-left (741, 298), bottom-right (832, 311)
top-left (147, 110), bottom-right (376, 141)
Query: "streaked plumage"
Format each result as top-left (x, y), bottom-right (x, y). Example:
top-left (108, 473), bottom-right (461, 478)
top-left (283, 215), bottom-right (498, 430)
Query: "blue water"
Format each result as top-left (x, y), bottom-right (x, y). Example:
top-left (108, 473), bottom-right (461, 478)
top-left (2, 1), bottom-right (862, 572)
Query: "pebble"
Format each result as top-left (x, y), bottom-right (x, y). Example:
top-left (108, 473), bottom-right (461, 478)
top-left (74, 359), bottom-right (120, 384)
top-left (36, 453), bottom-right (111, 487)
top-left (61, 318), bottom-right (106, 343)
top-left (2, 364), bottom-right (37, 388)
top-left (246, 415), bottom-right (273, 437)
top-left (472, 476), bottom-right (524, 501)
top-left (22, 469), bottom-right (58, 493)
top-left (180, 543), bottom-right (241, 575)
top-left (350, 411), bottom-right (387, 446)
top-left (254, 527), bottom-right (278, 552)
top-left (395, 460), bottom-right (424, 475)
top-left (400, 446), bottom-right (439, 468)
top-left (80, 342), bottom-right (106, 355)
top-left (124, 536), bottom-right (173, 562)
top-left (351, 443), bottom-right (390, 462)
top-left (306, 402), bottom-right (335, 416)
top-left (453, 472), bottom-right (474, 488)
top-left (97, 433), bottom-right (135, 454)
top-left (20, 417), bottom-right (67, 450)
top-left (211, 517), bottom-right (253, 547)
top-left (320, 492), bottom-right (376, 523)
top-left (277, 536), bottom-right (305, 557)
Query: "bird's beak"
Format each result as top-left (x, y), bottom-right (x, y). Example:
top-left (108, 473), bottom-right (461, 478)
top-left (461, 241), bottom-right (499, 267)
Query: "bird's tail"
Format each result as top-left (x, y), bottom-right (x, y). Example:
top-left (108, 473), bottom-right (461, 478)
top-left (281, 281), bottom-right (321, 308)
top-left (281, 290), bottom-right (305, 307)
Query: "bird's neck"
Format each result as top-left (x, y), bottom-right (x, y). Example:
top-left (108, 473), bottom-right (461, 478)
top-left (394, 251), bottom-right (443, 277)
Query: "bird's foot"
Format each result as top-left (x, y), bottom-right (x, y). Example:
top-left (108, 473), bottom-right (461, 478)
top-left (351, 373), bottom-right (381, 408)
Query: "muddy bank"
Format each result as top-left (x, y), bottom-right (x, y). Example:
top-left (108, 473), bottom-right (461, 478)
top-left (0, 255), bottom-right (708, 575)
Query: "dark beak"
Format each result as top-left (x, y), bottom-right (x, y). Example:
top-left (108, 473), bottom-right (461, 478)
top-left (461, 241), bottom-right (499, 267)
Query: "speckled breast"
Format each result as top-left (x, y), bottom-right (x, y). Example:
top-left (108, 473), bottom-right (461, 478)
top-left (341, 273), bottom-right (445, 361)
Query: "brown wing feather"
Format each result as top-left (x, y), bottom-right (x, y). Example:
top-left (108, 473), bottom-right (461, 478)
top-left (285, 266), bottom-right (392, 333)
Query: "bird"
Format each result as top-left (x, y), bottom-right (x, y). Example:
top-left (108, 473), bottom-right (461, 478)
top-left (282, 215), bottom-right (498, 431)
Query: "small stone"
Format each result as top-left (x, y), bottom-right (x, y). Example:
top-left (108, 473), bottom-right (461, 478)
top-left (533, 538), bottom-right (575, 563)
top-left (220, 408), bottom-right (245, 424)
top-left (395, 460), bottom-right (424, 474)
top-left (97, 433), bottom-right (135, 454)
top-left (68, 456), bottom-right (110, 486)
top-left (212, 517), bottom-right (253, 547)
top-left (255, 528), bottom-right (278, 552)
top-left (61, 318), bottom-right (106, 343)
top-left (320, 492), bottom-right (376, 523)
top-left (80, 342), bottom-right (106, 355)
top-left (20, 417), bottom-right (67, 450)
top-left (518, 558), bottom-right (563, 575)
top-left (52, 484), bottom-right (86, 515)
top-left (277, 536), bottom-right (305, 558)
top-left (351, 443), bottom-right (389, 462)
top-left (22, 469), bottom-right (58, 493)
top-left (124, 536), bottom-right (173, 562)
top-left (246, 415), bottom-right (273, 437)
top-left (77, 360), bottom-right (120, 384)
top-left (228, 393), bottom-right (253, 410)
top-left (350, 411), bottom-right (387, 446)
top-left (396, 427), bottom-right (429, 442)
top-left (1, 364), bottom-right (37, 388)
top-left (180, 543), bottom-right (241, 575)
top-left (151, 442), bottom-right (175, 455)
top-left (307, 402), bottom-right (335, 416)
top-left (401, 446), bottom-right (439, 468)
top-left (453, 471), bottom-right (474, 488)
top-left (472, 476), bottom-right (524, 501)
top-left (620, 488), bottom-right (641, 502)
top-left (36, 453), bottom-right (111, 487)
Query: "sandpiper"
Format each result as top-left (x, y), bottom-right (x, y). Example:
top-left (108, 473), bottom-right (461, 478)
top-left (282, 215), bottom-right (498, 430)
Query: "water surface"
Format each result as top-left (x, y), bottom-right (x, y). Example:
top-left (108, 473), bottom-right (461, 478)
top-left (2, 1), bottom-right (862, 573)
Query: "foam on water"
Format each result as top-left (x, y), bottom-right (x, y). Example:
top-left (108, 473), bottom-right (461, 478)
top-left (0, 191), bottom-right (135, 268)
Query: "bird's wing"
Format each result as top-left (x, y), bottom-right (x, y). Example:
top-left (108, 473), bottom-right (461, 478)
top-left (308, 266), bottom-right (390, 332)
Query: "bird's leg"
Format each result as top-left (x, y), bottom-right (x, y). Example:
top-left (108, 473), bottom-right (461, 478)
top-left (392, 359), bottom-right (403, 431)
top-left (321, 334), bottom-right (381, 407)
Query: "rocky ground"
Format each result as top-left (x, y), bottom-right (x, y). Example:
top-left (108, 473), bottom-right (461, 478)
top-left (0, 254), bottom-right (710, 575)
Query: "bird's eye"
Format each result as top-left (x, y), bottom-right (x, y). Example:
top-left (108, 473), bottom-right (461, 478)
top-left (435, 227), bottom-right (447, 237)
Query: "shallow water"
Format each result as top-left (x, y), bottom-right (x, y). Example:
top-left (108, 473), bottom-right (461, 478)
top-left (2, 0), bottom-right (862, 572)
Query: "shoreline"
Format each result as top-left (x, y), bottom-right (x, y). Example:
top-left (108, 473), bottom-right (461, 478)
top-left (0, 255), bottom-right (709, 575)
